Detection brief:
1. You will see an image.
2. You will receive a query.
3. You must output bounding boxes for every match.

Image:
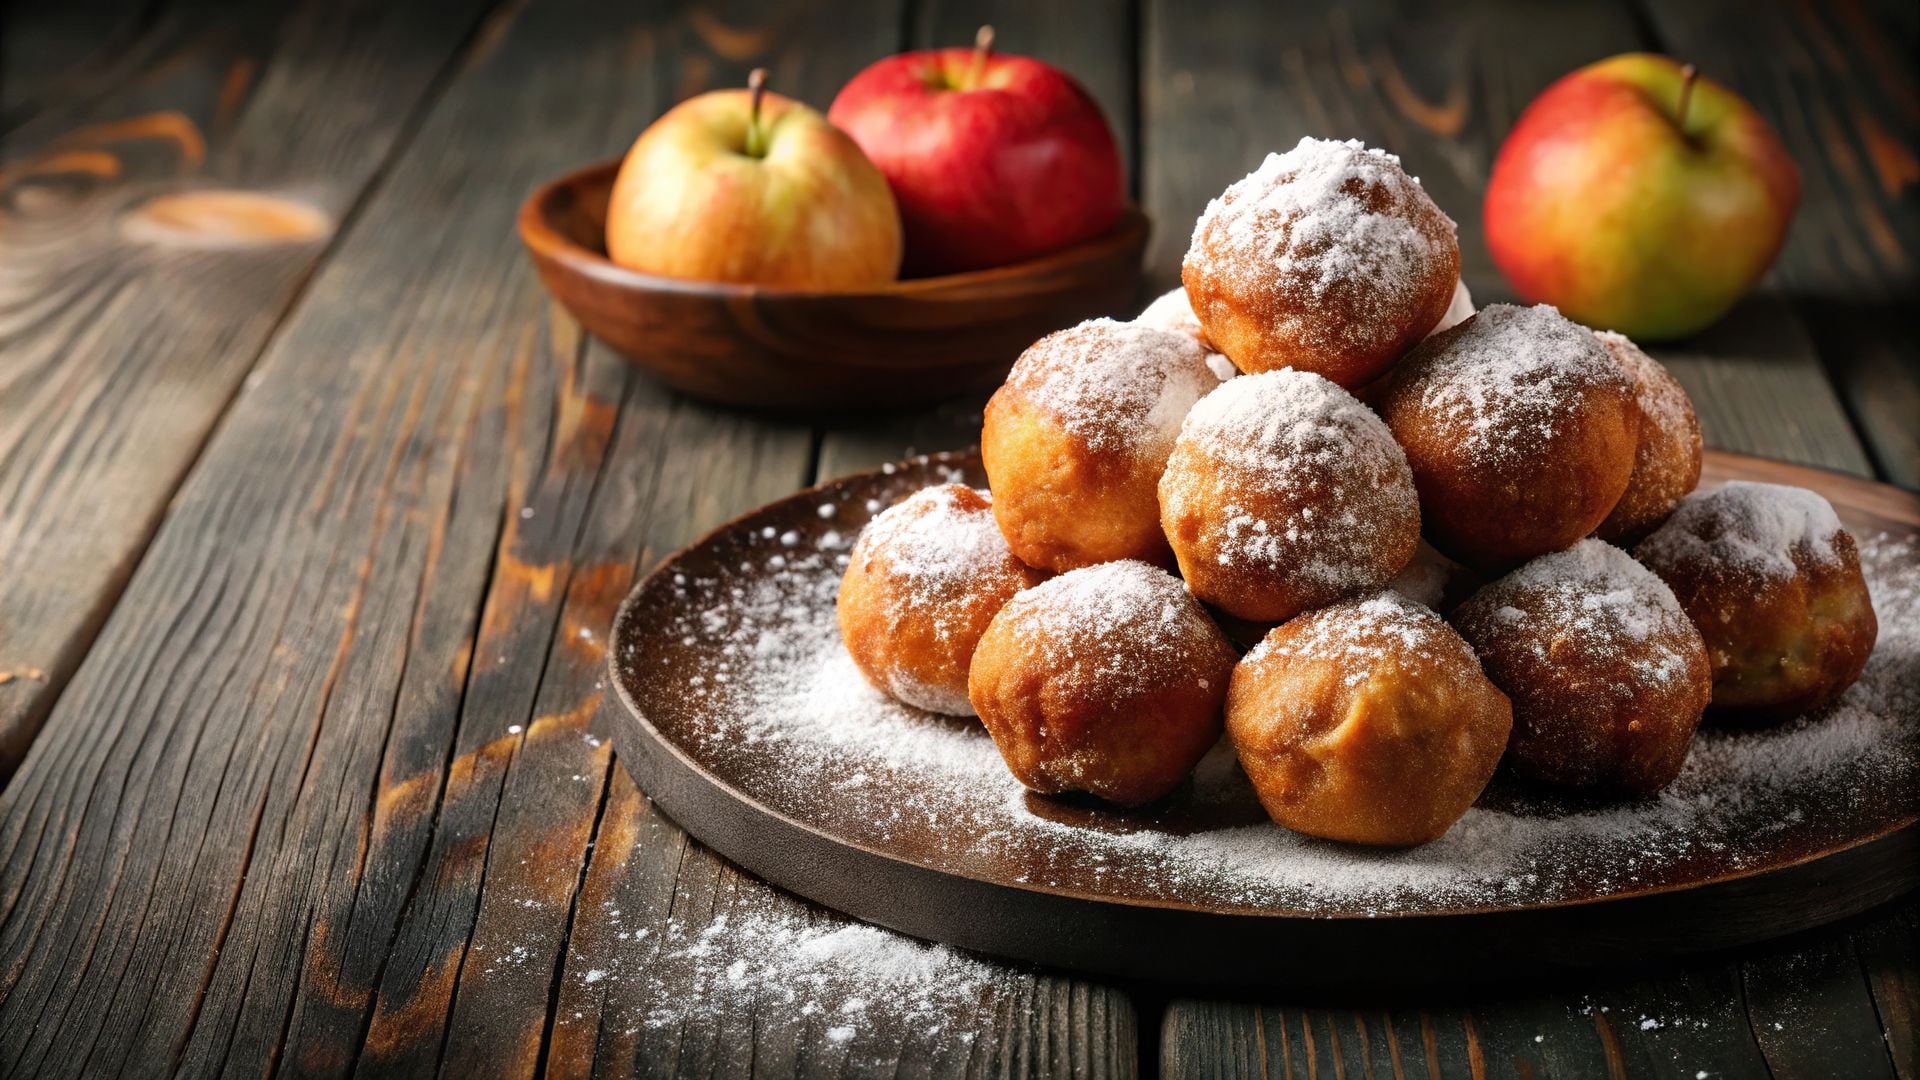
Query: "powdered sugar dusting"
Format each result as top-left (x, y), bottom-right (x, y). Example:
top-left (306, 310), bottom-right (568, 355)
top-left (1457, 539), bottom-right (1698, 690)
top-left (998, 560), bottom-right (1223, 701)
top-left (1394, 303), bottom-right (1631, 467)
top-left (1000, 318), bottom-right (1221, 456)
top-left (1184, 137), bottom-right (1456, 352)
top-left (564, 886), bottom-right (999, 1051)
top-left (852, 486), bottom-right (1009, 599)
top-left (1637, 481), bottom-right (1845, 585)
top-left (1137, 286), bottom-right (1205, 340)
top-left (1390, 540), bottom-right (1465, 610)
top-left (619, 464), bottom-right (1917, 916)
top-left (1249, 591), bottom-right (1474, 687)
top-left (1598, 331), bottom-right (1693, 459)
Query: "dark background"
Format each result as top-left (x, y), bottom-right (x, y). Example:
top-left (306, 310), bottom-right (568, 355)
top-left (0, 0), bottom-right (1914, 1076)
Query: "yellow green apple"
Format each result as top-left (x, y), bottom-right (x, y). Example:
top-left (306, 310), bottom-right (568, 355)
top-left (1485, 54), bottom-right (1799, 340)
top-left (606, 70), bottom-right (903, 288)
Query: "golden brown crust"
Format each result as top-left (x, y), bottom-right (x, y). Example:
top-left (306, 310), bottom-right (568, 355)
top-left (1181, 140), bottom-right (1459, 388)
top-left (1635, 484), bottom-right (1878, 721)
top-left (982, 395), bottom-right (1173, 571)
top-left (1453, 540), bottom-right (1712, 793)
top-left (1375, 304), bottom-right (1639, 570)
top-left (1593, 332), bottom-right (1704, 544)
top-left (1226, 593), bottom-right (1511, 846)
top-left (968, 561), bottom-right (1236, 806)
top-left (837, 485), bottom-right (1045, 715)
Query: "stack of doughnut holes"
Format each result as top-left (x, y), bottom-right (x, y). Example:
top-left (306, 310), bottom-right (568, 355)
top-left (836, 137), bottom-right (1879, 847)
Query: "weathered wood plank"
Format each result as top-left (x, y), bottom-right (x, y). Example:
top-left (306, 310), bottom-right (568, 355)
top-left (0, 0), bottom-right (499, 782)
top-left (1635, 0), bottom-right (1920, 485)
top-left (1857, 904), bottom-right (1920, 1080)
top-left (1648, 296), bottom-right (1874, 478)
top-left (1, 0), bottom-right (1139, 1075)
top-left (1744, 936), bottom-right (1900, 1080)
top-left (0, 0), bottom-right (158, 129)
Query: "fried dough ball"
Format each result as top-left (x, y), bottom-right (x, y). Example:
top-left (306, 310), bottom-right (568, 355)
top-left (1375, 303), bottom-right (1640, 569)
top-left (1454, 539), bottom-right (1712, 793)
top-left (982, 319), bottom-right (1226, 572)
top-left (968, 560), bottom-right (1236, 806)
top-left (1593, 331), bottom-right (1703, 543)
top-left (837, 485), bottom-right (1045, 715)
top-left (1226, 591), bottom-right (1511, 846)
top-left (1182, 137), bottom-right (1460, 388)
top-left (1635, 482), bottom-right (1878, 720)
top-left (1159, 370), bottom-right (1420, 621)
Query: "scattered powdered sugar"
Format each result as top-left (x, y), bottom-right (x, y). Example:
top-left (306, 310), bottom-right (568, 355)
top-left (1637, 481), bottom-right (1845, 585)
top-left (1248, 590), bottom-right (1473, 686)
top-left (1184, 137), bottom-right (1455, 352)
top-left (1162, 370), bottom-right (1417, 592)
top-left (564, 887), bottom-right (1000, 1051)
top-left (998, 318), bottom-right (1222, 457)
top-left (626, 485), bottom-right (1917, 916)
top-left (1393, 303), bottom-right (1632, 468)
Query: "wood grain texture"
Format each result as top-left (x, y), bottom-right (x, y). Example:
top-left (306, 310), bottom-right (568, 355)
top-left (0, 0), bottom-right (1139, 1075)
top-left (1648, 296), bottom-right (1873, 478)
top-left (0, 0), bottom-right (498, 782)
top-left (0, 0), bottom-right (159, 131)
top-left (0, 0), bottom-right (1909, 1075)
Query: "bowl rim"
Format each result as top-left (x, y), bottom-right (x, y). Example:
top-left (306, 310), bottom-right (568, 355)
top-left (517, 156), bottom-right (1151, 301)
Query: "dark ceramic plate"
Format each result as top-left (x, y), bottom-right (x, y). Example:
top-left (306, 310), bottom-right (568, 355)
top-left (606, 450), bottom-right (1919, 990)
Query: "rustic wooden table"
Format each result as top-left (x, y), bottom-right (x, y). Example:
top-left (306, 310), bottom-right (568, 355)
top-left (1, 1), bottom-right (1914, 1076)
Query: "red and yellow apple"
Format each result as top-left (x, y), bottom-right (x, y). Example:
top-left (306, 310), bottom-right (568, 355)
top-left (829, 28), bottom-right (1124, 276)
top-left (1485, 54), bottom-right (1799, 340)
top-left (606, 70), bottom-right (902, 288)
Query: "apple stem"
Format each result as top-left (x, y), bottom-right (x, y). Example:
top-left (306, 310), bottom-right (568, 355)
top-left (745, 67), bottom-right (769, 157)
top-left (1675, 63), bottom-right (1698, 137)
top-left (967, 25), bottom-right (995, 89)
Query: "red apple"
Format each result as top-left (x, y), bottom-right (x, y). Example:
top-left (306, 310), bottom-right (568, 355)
top-left (1485, 54), bottom-right (1799, 340)
top-left (828, 27), bottom-right (1125, 276)
top-left (606, 70), bottom-right (902, 288)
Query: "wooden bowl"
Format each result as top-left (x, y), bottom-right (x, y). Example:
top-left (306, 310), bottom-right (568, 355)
top-left (518, 159), bottom-right (1150, 412)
